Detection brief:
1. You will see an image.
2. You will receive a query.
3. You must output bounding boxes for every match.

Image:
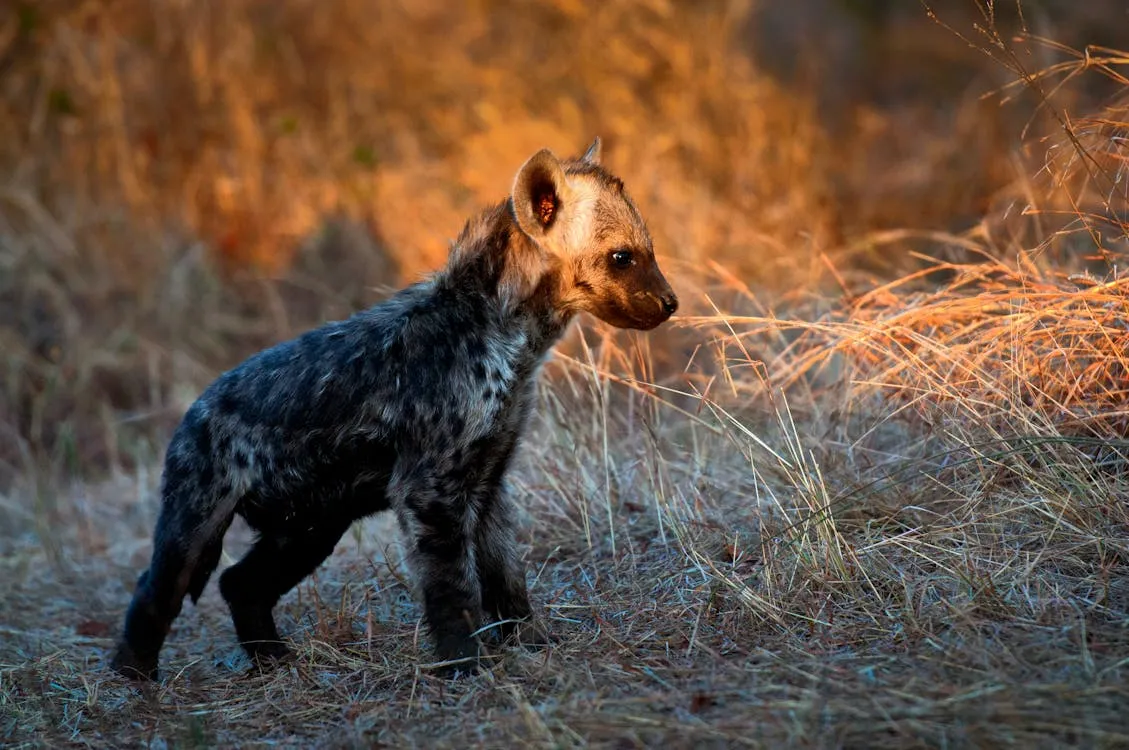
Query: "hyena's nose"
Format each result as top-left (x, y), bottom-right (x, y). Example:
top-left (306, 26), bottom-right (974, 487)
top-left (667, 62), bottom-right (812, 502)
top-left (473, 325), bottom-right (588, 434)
top-left (661, 292), bottom-right (678, 316)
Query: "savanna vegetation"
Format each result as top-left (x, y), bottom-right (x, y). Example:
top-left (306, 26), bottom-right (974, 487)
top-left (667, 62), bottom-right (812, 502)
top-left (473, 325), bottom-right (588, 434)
top-left (1, 1), bottom-right (1128, 747)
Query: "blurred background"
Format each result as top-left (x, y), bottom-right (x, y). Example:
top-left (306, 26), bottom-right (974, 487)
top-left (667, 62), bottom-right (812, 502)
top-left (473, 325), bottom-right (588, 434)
top-left (1, 0), bottom-right (1126, 488)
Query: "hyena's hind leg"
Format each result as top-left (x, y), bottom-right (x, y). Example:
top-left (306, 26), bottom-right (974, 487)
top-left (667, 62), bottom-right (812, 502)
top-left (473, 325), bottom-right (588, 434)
top-left (218, 515), bottom-right (352, 665)
top-left (475, 485), bottom-right (548, 647)
top-left (111, 480), bottom-right (233, 681)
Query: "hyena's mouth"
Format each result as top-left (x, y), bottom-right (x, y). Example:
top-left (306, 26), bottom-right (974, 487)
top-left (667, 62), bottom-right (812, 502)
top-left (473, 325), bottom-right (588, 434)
top-left (618, 308), bottom-right (676, 331)
top-left (627, 291), bottom-right (678, 330)
top-left (636, 311), bottom-right (674, 330)
top-left (593, 302), bottom-right (670, 331)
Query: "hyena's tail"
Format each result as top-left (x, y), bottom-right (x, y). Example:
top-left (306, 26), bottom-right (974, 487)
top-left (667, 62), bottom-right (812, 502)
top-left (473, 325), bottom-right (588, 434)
top-left (184, 509), bottom-right (229, 605)
top-left (111, 428), bottom-right (238, 680)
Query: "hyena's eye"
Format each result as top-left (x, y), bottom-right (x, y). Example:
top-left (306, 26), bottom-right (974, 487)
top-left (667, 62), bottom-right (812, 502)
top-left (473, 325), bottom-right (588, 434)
top-left (610, 249), bottom-right (634, 268)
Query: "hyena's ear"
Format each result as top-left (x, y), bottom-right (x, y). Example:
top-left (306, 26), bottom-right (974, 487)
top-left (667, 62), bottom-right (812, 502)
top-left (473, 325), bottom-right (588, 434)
top-left (512, 148), bottom-right (570, 238)
top-left (580, 137), bottom-right (602, 165)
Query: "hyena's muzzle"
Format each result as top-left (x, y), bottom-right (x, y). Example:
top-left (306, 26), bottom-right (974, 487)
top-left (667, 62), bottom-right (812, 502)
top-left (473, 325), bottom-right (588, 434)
top-left (635, 261), bottom-right (679, 330)
top-left (590, 248), bottom-right (679, 331)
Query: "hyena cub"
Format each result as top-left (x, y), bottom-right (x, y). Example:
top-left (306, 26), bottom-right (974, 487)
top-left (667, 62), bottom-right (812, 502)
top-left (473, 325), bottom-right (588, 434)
top-left (110, 138), bottom-right (678, 680)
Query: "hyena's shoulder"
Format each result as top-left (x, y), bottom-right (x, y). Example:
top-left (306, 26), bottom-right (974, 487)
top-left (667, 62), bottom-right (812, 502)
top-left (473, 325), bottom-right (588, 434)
top-left (369, 285), bottom-right (533, 441)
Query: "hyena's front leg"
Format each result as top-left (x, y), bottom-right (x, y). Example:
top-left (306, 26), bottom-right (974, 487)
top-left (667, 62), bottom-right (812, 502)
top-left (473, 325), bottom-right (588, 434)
top-left (475, 484), bottom-right (548, 647)
top-left (394, 470), bottom-right (484, 672)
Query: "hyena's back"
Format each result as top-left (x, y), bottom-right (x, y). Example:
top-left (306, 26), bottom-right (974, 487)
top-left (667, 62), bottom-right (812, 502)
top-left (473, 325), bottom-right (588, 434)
top-left (170, 309), bottom-right (406, 525)
top-left (147, 278), bottom-right (496, 553)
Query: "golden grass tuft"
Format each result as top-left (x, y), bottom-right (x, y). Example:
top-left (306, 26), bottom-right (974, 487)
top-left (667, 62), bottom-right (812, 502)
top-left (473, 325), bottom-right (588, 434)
top-left (712, 257), bottom-right (1129, 439)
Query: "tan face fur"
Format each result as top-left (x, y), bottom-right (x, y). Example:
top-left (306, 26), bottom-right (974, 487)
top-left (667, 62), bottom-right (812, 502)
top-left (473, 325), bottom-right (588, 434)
top-left (510, 138), bottom-right (678, 331)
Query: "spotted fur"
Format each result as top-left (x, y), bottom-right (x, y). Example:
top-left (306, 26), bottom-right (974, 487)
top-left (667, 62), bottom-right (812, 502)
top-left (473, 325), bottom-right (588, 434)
top-left (110, 138), bottom-right (678, 681)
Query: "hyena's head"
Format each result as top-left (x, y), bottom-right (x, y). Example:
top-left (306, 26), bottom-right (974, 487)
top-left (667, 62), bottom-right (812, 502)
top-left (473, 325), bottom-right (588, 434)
top-left (510, 138), bottom-right (678, 331)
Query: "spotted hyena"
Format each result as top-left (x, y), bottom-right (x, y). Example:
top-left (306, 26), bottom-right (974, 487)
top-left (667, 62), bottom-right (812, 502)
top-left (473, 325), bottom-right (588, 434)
top-left (110, 138), bottom-right (679, 680)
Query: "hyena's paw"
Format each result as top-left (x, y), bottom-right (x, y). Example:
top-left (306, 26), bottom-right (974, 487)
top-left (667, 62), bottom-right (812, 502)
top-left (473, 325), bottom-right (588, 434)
top-left (244, 640), bottom-right (293, 669)
top-left (109, 642), bottom-right (159, 682)
top-left (431, 634), bottom-right (484, 678)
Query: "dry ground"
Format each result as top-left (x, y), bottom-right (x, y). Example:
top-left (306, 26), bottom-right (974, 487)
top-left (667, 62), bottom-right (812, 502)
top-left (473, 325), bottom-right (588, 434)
top-left (3, 2), bottom-right (1129, 748)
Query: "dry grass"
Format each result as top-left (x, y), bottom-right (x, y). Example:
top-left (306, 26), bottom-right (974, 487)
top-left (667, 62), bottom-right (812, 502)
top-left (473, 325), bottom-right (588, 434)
top-left (3, 2), bottom-right (1129, 748)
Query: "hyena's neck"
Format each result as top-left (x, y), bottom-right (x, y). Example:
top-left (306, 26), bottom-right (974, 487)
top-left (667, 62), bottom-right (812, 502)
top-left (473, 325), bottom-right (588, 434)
top-left (440, 200), bottom-right (575, 352)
